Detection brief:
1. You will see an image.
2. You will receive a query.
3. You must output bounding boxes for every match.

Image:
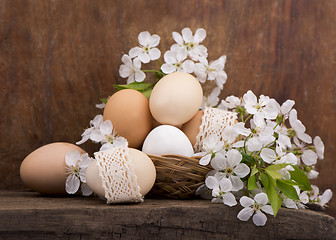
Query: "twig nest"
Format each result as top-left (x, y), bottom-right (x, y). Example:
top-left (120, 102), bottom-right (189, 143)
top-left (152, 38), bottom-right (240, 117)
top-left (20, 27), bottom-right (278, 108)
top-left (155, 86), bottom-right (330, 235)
top-left (86, 146), bottom-right (156, 204)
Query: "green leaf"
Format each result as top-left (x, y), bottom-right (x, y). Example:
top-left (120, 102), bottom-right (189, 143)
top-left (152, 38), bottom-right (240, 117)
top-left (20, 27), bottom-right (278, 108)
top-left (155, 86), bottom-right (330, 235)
top-left (99, 98), bottom-right (109, 104)
top-left (141, 88), bottom-right (152, 99)
top-left (260, 173), bottom-right (269, 188)
top-left (265, 169), bottom-right (282, 180)
top-left (289, 166), bottom-right (312, 191)
top-left (251, 164), bottom-right (258, 176)
top-left (265, 163), bottom-right (290, 172)
top-left (241, 153), bottom-right (255, 163)
top-left (266, 182), bottom-right (282, 216)
top-left (260, 173), bottom-right (281, 216)
top-left (277, 179), bottom-right (300, 200)
top-left (281, 179), bottom-right (303, 187)
top-left (114, 82), bottom-right (154, 91)
top-left (248, 174), bottom-right (258, 190)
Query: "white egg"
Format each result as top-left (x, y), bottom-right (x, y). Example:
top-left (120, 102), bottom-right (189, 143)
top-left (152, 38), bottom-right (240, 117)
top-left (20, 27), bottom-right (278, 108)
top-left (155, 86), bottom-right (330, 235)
top-left (142, 125), bottom-right (194, 157)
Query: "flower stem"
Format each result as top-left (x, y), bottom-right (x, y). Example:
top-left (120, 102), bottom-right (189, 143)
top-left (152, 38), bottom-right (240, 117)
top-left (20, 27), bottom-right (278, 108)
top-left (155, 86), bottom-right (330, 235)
top-left (142, 69), bottom-right (163, 74)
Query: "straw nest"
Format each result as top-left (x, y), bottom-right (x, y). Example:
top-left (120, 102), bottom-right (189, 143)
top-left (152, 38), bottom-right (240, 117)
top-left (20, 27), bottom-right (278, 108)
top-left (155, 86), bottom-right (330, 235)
top-left (147, 154), bottom-right (212, 199)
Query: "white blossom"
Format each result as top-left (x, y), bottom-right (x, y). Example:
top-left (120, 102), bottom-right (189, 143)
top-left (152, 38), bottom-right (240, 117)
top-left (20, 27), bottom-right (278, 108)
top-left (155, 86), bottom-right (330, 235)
top-left (129, 31), bottom-right (161, 63)
top-left (237, 193), bottom-right (274, 226)
top-left (76, 115), bottom-right (104, 145)
top-left (218, 95), bottom-right (241, 111)
top-left (211, 149), bottom-right (250, 191)
top-left (65, 150), bottom-right (93, 196)
top-left (289, 109), bottom-right (312, 144)
top-left (205, 176), bottom-right (237, 206)
top-left (119, 54), bottom-right (146, 84)
top-left (243, 91), bottom-right (279, 126)
top-left (194, 56), bottom-right (227, 89)
top-left (172, 27), bottom-right (207, 61)
top-left (313, 136), bottom-right (324, 159)
top-left (161, 48), bottom-right (194, 74)
top-left (309, 186), bottom-right (333, 207)
top-left (282, 186), bottom-right (308, 209)
top-left (293, 137), bottom-right (317, 166)
top-left (274, 99), bottom-right (295, 120)
top-left (195, 135), bottom-right (224, 166)
top-left (201, 87), bottom-right (221, 109)
top-left (76, 115), bottom-right (128, 149)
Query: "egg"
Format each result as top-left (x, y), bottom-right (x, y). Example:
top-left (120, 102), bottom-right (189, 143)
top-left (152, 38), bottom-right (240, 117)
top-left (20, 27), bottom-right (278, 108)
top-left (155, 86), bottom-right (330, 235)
top-left (103, 89), bottom-right (152, 148)
top-left (20, 142), bottom-right (86, 195)
top-left (86, 148), bottom-right (156, 200)
top-left (142, 125), bottom-right (194, 157)
top-left (182, 107), bottom-right (238, 152)
top-left (149, 72), bottom-right (203, 126)
top-left (181, 110), bottom-right (204, 146)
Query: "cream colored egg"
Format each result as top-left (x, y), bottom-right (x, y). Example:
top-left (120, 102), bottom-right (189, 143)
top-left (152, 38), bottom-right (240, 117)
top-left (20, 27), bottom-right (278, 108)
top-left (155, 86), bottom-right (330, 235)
top-left (86, 148), bottom-right (156, 198)
top-left (20, 142), bottom-right (86, 195)
top-left (142, 125), bottom-right (194, 157)
top-left (149, 72), bottom-right (203, 126)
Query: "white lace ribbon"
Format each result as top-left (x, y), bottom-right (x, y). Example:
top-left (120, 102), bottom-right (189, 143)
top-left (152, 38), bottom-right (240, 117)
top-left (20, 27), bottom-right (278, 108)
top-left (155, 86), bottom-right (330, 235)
top-left (194, 107), bottom-right (237, 152)
top-left (94, 145), bottom-right (143, 204)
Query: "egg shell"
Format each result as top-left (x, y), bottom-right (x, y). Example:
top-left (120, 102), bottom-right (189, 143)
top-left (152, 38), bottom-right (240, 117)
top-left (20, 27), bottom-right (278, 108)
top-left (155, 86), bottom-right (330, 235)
top-left (149, 72), bottom-right (203, 126)
top-left (181, 110), bottom-right (204, 146)
top-left (142, 125), bottom-right (194, 157)
top-left (103, 89), bottom-right (152, 148)
top-left (20, 142), bottom-right (86, 195)
top-left (86, 148), bottom-right (156, 198)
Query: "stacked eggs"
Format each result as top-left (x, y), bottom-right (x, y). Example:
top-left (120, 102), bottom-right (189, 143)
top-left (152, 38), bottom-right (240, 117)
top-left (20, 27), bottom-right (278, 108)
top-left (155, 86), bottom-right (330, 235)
top-left (20, 72), bottom-right (223, 203)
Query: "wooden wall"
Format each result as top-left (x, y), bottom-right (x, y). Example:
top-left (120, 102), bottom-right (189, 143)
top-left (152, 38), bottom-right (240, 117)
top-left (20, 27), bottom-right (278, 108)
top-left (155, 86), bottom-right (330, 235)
top-left (0, 0), bottom-right (335, 217)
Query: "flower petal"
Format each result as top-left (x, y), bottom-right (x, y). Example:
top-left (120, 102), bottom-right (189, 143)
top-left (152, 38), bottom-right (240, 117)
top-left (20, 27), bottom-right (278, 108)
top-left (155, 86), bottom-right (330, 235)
top-left (205, 176), bottom-right (219, 189)
top-left (254, 192), bottom-right (268, 205)
top-left (148, 48), bottom-right (161, 60)
top-left (199, 154), bottom-right (212, 166)
top-left (181, 27), bottom-right (193, 42)
top-left (237, 207), bottom-right (254, 221)
top-left (260, 148), bottom-right (277, 164)
top-left (261, 205), bottom-right (274, 215)
top-left (240, 196), bottom-right (254, 207)
top-left (230, 175), bottom-right (244, 191)
top-left (65, 150), bottom-right (80, 167)
top-left (253, 210), bottom-right (267, 226)
top-left (233, 163), bottom-right (250, 178)
top-left (302, 149), bottom-right (317, 166)
top-left (138, 31), bottom-right (151, 46)
top-left (313, 136), bottom-right (324, 159)
top-left (222, 192), bottom-right (237, 207)
top-left (100, 120), bottom-right (113, 136)
top-left (219, 178), bottom-right (232, 192)
top-left (161, 63), bottom-right (176, 74)
top-left (81, 183), bottom-right (93, 196)
top-left (172, 32), bottom-right (183, 45)
top-left (134, 70), bottom-right (146, 82)
top-left (226, 149), bottom-right (242, 167)
top-left (129, 47), bottom-right (142, 58)
top-left (65, 175), bottom-right (80, 194)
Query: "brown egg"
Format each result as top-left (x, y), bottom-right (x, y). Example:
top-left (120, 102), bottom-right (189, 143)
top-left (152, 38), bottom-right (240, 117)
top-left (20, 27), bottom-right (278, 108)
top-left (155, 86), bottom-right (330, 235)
top-left (103, 89), bottom-right (152, 148)
top-left (20, 142), bottom-right (86, 195)
top-left (181, 110), bottom-right (204, 146)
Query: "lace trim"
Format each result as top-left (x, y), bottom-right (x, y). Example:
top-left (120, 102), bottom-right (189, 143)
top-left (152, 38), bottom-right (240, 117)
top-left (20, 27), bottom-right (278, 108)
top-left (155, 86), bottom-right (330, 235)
top-left (94, 145), bottom-right (143, 204)
top-left (194, 107), bottom-right (237, 152)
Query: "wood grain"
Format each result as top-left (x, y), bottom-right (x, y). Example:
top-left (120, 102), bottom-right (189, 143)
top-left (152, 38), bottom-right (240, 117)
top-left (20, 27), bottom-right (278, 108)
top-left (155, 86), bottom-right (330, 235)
top-left (0, 0), bottom-right (335, 217)
top-left (0, 191), bottom-right (335, 239)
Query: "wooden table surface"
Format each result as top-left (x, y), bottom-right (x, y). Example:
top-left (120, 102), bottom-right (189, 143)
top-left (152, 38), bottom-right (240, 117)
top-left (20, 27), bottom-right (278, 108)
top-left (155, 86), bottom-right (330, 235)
top-left (0, 190), bottom-right (335, 240)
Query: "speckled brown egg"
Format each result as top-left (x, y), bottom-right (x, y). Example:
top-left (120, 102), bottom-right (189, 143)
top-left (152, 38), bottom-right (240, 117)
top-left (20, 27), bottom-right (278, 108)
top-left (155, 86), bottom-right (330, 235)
top-left (103, 89), bottom-right (152, 148)
top-left (20, 142), bottom-right (86, 195)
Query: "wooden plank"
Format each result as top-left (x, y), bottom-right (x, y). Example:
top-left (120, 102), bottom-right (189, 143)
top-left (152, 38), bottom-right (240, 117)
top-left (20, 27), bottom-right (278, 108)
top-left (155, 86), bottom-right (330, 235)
top-left (0, 191), bottom-right (335, 239)
top-left (0, 0), bottom-right (335, 218)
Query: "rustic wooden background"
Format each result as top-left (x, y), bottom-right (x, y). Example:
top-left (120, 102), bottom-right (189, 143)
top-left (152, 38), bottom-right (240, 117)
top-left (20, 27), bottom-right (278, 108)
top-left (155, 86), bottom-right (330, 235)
top-left (0, 0), bottom-right (335, 217)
